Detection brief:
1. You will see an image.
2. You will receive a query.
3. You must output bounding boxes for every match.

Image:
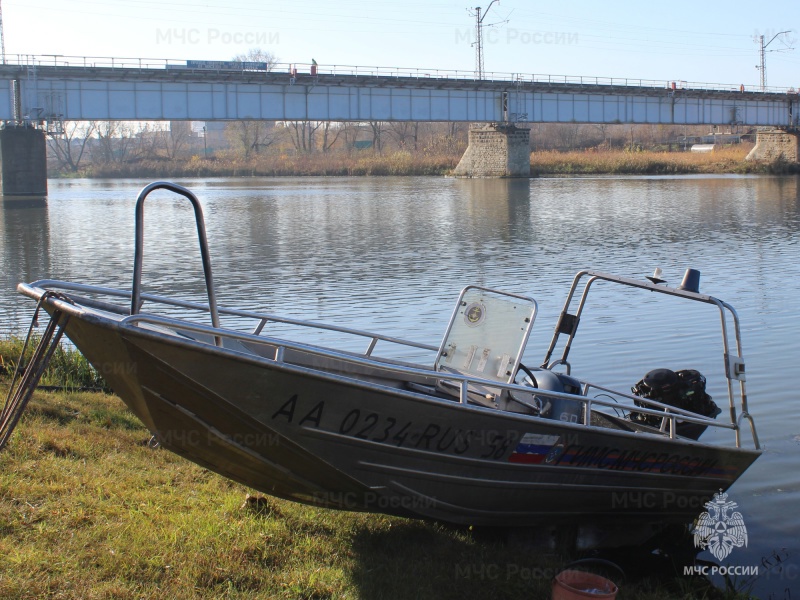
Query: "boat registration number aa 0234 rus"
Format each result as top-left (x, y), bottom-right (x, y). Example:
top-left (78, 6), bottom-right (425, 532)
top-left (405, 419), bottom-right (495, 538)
top-left (269, 394), bottom-right (518, 460)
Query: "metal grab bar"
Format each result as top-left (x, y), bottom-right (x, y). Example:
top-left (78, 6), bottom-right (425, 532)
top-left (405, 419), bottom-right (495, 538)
top-left (131, 182), bottom-right (220, 339)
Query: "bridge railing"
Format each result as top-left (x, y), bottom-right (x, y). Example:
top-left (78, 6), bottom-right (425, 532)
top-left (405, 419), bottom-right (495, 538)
top-left (7, 54), bottom-right (187, 71)
top-left (3, 54), bottom-right (797, 95)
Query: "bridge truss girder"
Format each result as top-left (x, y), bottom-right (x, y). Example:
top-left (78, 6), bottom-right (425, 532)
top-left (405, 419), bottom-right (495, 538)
top-left (1, 68), bottom-right (797, 127)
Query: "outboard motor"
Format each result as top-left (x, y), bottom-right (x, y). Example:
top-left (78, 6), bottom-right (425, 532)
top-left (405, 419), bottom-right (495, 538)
top-left (524, 370), bottom-right (584, 423)
top-left (630, 368), bottom-right (720, 439)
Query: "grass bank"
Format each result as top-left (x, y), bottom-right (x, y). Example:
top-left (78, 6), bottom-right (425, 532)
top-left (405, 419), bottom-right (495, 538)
top-left (0, 340), bottom-right (757, 599)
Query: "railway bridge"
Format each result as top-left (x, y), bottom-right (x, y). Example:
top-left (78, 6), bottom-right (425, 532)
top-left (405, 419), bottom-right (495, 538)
top-left (2, 56), bottom-right (798, 197)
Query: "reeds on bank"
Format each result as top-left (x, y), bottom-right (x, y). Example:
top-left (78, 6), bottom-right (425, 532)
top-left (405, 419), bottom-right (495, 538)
top-left (531, 144), bottom-right (797, 175)
top-left (64, 143), bottom-right (799, 180)
top-left (83, 150), bottom-right (459, 179)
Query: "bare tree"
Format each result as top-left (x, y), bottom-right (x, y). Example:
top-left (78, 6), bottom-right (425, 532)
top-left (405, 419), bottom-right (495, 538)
top-left (388, 122), bottom-right (419, 150)
top-left (227, 49), bottom-right (280, 159)
top-left (225, 121), bottom-right (278, 159)
top-left (340, 122), bottom-right (364, 153)
top-left (46, 121), bottom-right (95, 173)
top-left (93, 121), bottom-right (140, 164)
top-left (160, 121), bottom-right (192, 160)
top-left (233, 48), bottom-right (279, 70)
top-left (421, 122), bottom-right (467, 155)
top-left (592, 124), bottom-right (610, 148)
top-left (321, 122), bottom-right (344, 153)
top-left (287, 121), bottom-right (322, 153)
top-left (130, 123), bottom-right (164, 160)
top-left (368, 121), bottom-right (385, 154)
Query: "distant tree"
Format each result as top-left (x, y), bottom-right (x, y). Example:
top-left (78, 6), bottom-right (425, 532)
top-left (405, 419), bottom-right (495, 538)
top-left (556, 123), bottom-right (581, 151)
top-left (92, 121), bottom-right (139, 164)
top-left (421, 122), bottom-right (467, 155)
top-left (46, 121), bottom-right (95, 173)
top-left (287, 121), bottom-right (322, 153)
top-left (340, 122), bottom-right (364, 153)
top-left (233, 48), bottom-right (279, 69)
top-left (225, 120), bottom-right (278, 159)
top-left (321, 122), bottom-right (343, 153)
top-left (388, 122), bottom-right (419, 150)
top-left (368, 121), bottom-right (385, 154)
top-left (227, 49), bottom-right (280, 159)
top-left (592, 124), bottom-right (610, 147)
top-left (130, 123), bottom-right (164, 160)
top-left (159, 121), bottom-right (193, 160)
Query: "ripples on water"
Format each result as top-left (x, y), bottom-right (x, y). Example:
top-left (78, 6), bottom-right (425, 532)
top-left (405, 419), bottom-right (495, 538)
top-left (2, 174), bottom-right (799, 595)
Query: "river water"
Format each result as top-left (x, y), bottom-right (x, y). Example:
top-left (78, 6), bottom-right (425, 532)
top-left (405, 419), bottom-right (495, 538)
top-left (1, 175), bottom-right (798, 596)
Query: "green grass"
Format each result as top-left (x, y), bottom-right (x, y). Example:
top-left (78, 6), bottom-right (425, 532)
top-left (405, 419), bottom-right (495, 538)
top-left (0, 386), bottom-right (563, 599)
top-left (0, 336), bottom-right (107, 391)
top-left (0, 376), bottom-right (759, 599)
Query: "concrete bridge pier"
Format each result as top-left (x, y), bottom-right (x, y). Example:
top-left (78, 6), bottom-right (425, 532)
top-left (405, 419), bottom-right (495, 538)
top-left (0, 125), bottom-right (48, 201)
top-left (746, 129), bottom-right (800, 163)
top-left (454, 124), bottom-right (531, 178)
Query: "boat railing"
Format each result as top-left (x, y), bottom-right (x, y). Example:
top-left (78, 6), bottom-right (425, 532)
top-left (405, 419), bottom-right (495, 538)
top-left (118, 311), bottom-right (741, 443)
top-left (542, 269), bottom-right (759, 450)
top-left (21, 279), bottom-right (440, 358)
top-left (577, 381), bottom-right (734, 438)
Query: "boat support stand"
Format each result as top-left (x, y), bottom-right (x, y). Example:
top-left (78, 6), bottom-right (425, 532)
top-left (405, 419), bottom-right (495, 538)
top-left (0, 292), bottom-right (72, 451)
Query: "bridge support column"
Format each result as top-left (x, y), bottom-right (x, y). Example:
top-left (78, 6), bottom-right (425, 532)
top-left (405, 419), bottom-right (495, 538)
top-left (746, 129), bottom-right (800, 163)
top-left (0, 125), bottom-right (48, 201)
top-left (454, 124), bottom-right (531, 178)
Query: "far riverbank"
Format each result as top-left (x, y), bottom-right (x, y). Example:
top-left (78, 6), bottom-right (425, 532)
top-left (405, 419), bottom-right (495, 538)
top-left (52, 144), bottom-right (800, 179)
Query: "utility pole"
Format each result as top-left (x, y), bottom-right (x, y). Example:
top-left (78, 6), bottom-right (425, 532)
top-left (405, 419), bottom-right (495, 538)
top-left (469, 1), bottom-right (501, 80)
top-left (756, 31), bottom-right (792, 91)
top-left (0, 0), bottom-right (6, 64)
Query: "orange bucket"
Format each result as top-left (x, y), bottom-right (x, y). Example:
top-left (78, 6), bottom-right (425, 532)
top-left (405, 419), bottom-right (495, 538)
top-left (552, 568), bottom-right (618, 600)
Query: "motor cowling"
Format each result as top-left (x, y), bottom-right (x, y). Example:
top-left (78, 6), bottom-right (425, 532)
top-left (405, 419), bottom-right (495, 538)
top-left (631, 368), bottom-right (719, 429)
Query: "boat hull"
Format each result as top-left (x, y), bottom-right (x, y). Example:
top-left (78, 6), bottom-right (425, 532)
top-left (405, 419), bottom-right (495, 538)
top-left (54, 304), bottom-right (760, 528)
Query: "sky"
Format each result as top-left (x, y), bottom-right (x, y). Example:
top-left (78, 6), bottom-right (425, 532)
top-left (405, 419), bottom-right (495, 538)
top-left (3, 0), bottom-right (799, 89)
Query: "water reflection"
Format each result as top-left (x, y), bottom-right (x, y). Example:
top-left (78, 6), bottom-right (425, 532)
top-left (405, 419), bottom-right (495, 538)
top-left (453, 178), bottom-right (532, 240)
top-left (1, 200), bottom-right (50, 332)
